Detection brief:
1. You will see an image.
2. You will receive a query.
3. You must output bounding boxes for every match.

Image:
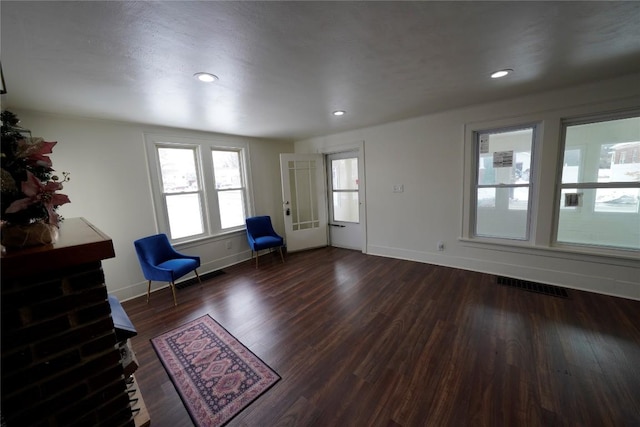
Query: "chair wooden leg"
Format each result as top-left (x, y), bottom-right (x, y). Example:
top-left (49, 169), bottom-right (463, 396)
top-left (146, 280), bottom-right (152, 303)
top-left (195, 270), bottom-right (202, 288)
top-left (170, 281), bottom-right (178, 307)
top-left (278, 246), bottom-right (285, 263)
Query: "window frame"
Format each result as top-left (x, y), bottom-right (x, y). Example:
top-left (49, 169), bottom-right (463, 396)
top-left (211, 148), bottom-right (249, 230)
top-left (553, 110), bottom-right (640, 251)
top-left (329, 153), bottom-right (360, 224)
top-left (156, 143), bottom-right (207, 240)
top-left (462, 104), bottom-right (639, 261)
top-left (463, 121), bottom-right (541, 244)
top-left (144, 133), bottom-right (253, 244)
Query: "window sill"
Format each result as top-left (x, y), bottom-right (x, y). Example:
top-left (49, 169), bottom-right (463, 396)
top-left (458, 237), bottom-right (640, 268)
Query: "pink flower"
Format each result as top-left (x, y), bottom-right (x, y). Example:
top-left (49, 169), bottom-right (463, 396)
top-left (17, 138), bottom-right (57, 169)
top-left (5, 171), bottom-right (71, 226)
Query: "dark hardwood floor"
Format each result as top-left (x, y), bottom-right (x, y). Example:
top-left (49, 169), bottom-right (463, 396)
top-left (122, 247), bottom-right (640, 427)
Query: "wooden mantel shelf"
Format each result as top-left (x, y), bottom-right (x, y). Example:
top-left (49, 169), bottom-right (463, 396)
top-left (1, 217), bottom-right (115, 279)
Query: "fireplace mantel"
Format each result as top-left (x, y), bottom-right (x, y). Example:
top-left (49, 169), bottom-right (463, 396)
top-left (1, 217), bottom-right (135, 426)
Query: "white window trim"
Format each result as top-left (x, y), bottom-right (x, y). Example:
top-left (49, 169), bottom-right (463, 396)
top-left (211, 148), bottom-right (250, 230)
top-left (552, 108), bottom-right (640, 252)
top-left (474, 124), bottom-right (538, 241)
top-left (461, 99), bottom-right (640, 261)
top-left (144, 133), bottom-right (254, 244)
top-left (462, 117), bottom-right (543, 245)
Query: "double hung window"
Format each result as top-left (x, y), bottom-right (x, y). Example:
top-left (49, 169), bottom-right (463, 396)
top-left (472, 125), bottom-right (537, 240)
top-left (157, 146), bottom-right (205, 239)
top-left (211, 150), bottom-right (246, 229)
top-left (145, 134), bottom-right (251, 242)
top-left (464, 109), bottom-right (639, 255)
top-left (557, 114), bottom-right (640, 250)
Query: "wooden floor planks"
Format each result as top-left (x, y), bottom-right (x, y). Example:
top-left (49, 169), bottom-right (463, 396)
top-left (123, 247), bottom-right (640, 427)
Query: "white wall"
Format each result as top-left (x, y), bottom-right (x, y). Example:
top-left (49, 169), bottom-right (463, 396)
top-left (295, 74), bottom-right (640, 300)
top-left (12, 110), bottom-right (293, 301)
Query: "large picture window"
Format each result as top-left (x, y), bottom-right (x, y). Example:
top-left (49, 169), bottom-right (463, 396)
top-left (145, 134), bottom-right (252, 242)
top-left (556, 114), bottom-right (640, 250)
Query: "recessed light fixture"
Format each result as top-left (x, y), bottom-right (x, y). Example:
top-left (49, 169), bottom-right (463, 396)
top-left (490, 69), bottom-right (513, 79)
top-left (193, 72), bottom-right (218, 83)
top-left (332, 110), bottom-right (346, 116)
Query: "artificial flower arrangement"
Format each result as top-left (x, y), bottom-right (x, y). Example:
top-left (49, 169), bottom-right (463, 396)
top-left (1, 110), bottom-right (70, 247)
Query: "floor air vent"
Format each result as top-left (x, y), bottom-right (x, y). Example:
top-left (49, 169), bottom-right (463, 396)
top-left (176, 270), bottom-right (225, 289)
top-left (497, 276), bottom-right (569, 298)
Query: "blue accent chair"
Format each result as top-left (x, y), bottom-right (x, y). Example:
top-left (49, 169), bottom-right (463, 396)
top-left (133, 233), bottom-right (202, 306)
top-left (245, 216), bottom-right (285, 268)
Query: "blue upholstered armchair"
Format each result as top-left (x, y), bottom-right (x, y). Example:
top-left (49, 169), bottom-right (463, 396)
top-left (133, 233), bottom-right (202, 306)
top-left (245, 216), bottom-right (285, 268)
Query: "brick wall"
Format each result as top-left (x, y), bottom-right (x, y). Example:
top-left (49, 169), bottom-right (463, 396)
top-left (1, 261), bottom-right (134, 427)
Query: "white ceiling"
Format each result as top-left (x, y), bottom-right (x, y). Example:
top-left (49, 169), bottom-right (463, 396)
top-left (2, 1), bottom-right (640, 141)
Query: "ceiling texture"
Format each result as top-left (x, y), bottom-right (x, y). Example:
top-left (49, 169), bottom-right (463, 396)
top-left (1, 1), bottom-right (640, 141)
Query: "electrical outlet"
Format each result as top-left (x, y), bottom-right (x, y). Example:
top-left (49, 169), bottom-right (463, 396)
top-left (225, 240), bottom-right (232, 249)
top-left (437, 241), bottom-right (445, 251)
top-left (393, 184), bottom-right (404, 193)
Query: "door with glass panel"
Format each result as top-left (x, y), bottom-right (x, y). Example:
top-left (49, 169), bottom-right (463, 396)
top-left (327, 151), bottom-right (362, 250)
top-left (279, 153), bottom-right (328, 252)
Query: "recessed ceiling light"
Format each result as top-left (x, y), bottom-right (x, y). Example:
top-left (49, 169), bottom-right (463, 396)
top-left (490, 69), bottom-right (513, 79)
top-left (193, 72), bottom-right (218, 83)
top-left (332, 110), bottom-right (346, 116)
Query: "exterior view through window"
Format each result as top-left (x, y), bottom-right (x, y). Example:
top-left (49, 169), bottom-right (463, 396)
top-left (557, 115), bottom-right (640, 250)
top-left (211, 150), bottom-right (245, 229)
top-left (147, 134), bottom-right (251, 242)
top-left (158, 147), bottom-right (204, 239)
top-left (331, 158), bottom-right (359, 223)
top-left (474, 126), bottom-right (535, 240)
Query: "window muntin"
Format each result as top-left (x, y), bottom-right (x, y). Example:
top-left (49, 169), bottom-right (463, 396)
top-left (331, 158), bottom-right (359, 223)
top-left (557, 115), bottom-right (640, 250)
top-left (146, 135), bottom-right (251, 242)
top-left (157, 147), bottom-right (205, 239)
top-left (211, 150), bottom-right (246, 229)
top-left (287, 160), bottom-right (320, 231)
top-left (474, 126), bottom-right (535, 240)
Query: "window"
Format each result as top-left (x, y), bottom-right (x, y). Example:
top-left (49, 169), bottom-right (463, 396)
top-left (157, 146), bottom-right (205, 239)
top-left (330, 157), bottom-right (359, 223)
top-left (463, 107), bottom-right (639, 258)
top-left (472, 125), bottom-right (537, 240)
top-left (556, 114), bottom-right (640, 250)
top-left (211, 150), bottom-right (246, 229)
top-left (145, 134), bottom-right (252, 242)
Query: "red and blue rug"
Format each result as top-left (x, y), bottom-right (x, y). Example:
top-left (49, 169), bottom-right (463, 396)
top-left (151, 315), bottom-right (280, 426)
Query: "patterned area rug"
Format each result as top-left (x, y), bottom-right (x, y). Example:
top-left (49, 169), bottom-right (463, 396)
top-left (151, 315), bottom-right (280, 427)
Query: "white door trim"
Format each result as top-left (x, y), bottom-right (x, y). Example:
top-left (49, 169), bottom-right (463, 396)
top-left (318, 141), bottom-right (367, 253)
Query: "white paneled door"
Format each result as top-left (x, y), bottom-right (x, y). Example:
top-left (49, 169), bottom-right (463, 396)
top-left (279, 153), bottom-right (328, 252)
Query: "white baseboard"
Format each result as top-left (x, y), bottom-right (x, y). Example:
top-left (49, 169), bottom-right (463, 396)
top-left (112, 250), bottom-right (251, 302)
top-left (367, 244), bottom-right (640, 301)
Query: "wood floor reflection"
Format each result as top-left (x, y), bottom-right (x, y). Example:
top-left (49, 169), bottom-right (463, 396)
top-left (122, 247), bottom-right (640, 427)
